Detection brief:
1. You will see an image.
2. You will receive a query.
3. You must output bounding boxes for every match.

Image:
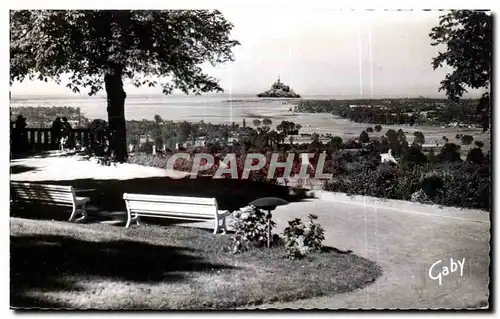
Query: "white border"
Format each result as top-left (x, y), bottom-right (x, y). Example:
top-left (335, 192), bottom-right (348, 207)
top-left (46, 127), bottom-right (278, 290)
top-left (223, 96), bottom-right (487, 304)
top-left (2, 0), bottom-right (498, 318)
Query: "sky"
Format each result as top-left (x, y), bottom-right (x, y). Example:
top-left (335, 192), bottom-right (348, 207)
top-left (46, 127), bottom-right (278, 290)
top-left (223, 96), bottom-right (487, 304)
top-left (9, 9), bottom-right (484, 98)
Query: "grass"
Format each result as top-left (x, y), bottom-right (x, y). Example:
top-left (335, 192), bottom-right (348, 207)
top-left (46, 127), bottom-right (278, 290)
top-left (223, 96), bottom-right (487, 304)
top-left (11, 217), bottom-right (382, 310)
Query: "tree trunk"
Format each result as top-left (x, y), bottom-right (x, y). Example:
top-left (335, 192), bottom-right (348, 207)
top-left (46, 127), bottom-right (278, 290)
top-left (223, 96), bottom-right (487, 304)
top-left (105, 67), bottom-right (127, 162)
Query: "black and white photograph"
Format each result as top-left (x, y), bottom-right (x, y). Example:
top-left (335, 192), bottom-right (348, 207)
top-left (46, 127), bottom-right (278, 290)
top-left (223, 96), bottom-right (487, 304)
top-left (7, 3), bottom-right (493, 311)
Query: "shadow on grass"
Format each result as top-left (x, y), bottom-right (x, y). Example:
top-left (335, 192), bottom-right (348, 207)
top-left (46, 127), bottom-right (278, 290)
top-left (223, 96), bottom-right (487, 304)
top-left (10, 165), bottom-right (39, 175)
top-left (322, 246), bottom-right (354, 255)
top-left (10, 233), bottom-right (237, 309)
top-left (12, 176), bottom-right (313, 218)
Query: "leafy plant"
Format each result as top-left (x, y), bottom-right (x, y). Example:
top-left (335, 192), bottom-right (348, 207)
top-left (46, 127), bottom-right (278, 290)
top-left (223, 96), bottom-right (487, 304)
top-left (231, 205), bottom-right (275, 253)
top-left (282, 214), bottom-right (325, 259)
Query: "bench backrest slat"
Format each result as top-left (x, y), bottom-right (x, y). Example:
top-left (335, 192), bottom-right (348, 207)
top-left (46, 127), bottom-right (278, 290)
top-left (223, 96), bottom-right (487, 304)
top-left (123, 193), bottom-right (218, 217)
top-left (123, 193), bottom-right (216, 206)
top-left (11, 182), bottom-right (75, 204)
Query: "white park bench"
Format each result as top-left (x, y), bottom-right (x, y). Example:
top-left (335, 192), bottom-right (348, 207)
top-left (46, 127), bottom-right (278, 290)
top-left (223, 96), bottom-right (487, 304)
top-left (123, 193), bottom-right (230, 234)
top-left (10, 182), bottom-right (90, 222)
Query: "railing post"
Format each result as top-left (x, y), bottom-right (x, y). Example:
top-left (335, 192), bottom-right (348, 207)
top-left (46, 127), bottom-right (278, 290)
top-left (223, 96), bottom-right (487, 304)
top-left (29, 129), bottom-right (35, 146)
top-left (43, 130), bottom-right (49, 149)
top-left (37, 130), bottom-right (42, 148)
top-left (83, 131), bottom-right (89, 149)
top-left (76, 131), bottom-right (82, 148)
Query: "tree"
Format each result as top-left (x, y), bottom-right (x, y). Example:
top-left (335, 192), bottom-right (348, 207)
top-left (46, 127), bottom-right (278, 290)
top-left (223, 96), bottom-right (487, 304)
top-left (359, 131), bottom-right (370, 143)
top-left (461, 134), bottom-right (474, 145)
top-left (400, 144), bottom-right (427, 166)
top-left (466, 148), bottom-right (486, 165)
top-left (154, 114), bottom-right (163, 124)
top-left (438, 143), bottom-right (462, 163)
top-left (329, 136), bottom-right (343, 149)
top-left (262, 118), bottom-right (272, 127)
top-left (10, 10), bottom-right (239, 162)
top-left (430, 10), bottom-right (492, 131)
top-left (413, 131), bottom-right (425, 145)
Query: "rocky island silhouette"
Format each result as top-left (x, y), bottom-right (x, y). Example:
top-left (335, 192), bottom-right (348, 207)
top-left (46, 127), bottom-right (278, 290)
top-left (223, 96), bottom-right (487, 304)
top-left (257, 76), bottom-right (301, 98)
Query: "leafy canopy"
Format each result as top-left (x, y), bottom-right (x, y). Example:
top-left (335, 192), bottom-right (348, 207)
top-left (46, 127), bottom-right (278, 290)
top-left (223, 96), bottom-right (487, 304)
top-left (429, 10), bottom-right (492, 102)
top-left (10, 10), bottom-right (240, 96)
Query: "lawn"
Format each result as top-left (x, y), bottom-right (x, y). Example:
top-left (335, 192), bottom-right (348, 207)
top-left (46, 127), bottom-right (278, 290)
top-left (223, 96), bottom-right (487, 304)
top-left (11, 217), bottom-right (382, 310)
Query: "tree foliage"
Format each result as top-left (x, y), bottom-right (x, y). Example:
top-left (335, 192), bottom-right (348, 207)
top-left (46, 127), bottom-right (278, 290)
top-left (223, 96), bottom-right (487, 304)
top-left (430, 10), bottom-right (492, 100)
top-left (10, 10), bottom-right (239, 161)
top-left (430, 10), bottom-right (492, 130)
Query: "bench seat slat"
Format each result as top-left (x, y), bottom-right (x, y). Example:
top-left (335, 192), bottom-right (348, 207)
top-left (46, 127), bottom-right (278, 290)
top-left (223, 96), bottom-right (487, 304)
top-left (130, 213), bottom-right (213, 221)
top-left (128, 209), bottom-right (214, 218)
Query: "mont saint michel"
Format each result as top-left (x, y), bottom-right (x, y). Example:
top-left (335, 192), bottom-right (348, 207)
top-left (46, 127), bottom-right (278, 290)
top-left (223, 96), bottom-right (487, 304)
top-left (257, 76), bottom-right (301, 98)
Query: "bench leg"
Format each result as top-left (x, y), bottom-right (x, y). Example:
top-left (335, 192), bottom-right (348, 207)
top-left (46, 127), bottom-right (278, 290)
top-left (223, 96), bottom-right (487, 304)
top-left (125, 211), bottom-right (132, 228)
top-left (68, 206), bottom-right (77, 222)
top-left (135, 214), bottom-right (140, 226)
top-left (75, 203), bottom-right (88, 223)
top-left (213, 217), bottom-right (220, 234)
top-left (221, 216), bottom-right (228, 234)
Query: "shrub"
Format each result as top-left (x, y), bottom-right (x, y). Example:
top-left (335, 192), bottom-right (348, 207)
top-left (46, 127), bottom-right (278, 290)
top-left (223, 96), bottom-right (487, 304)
top-left (139, 140), bottom-right (154, 154)
top-left (437, 143), bottom-right (462, 163)
top-left (420, 172), bottom-right (444, 199)
top-left (359, 131), bottom-right (370, 143)
top-left (466, 148), bottom-right (486, 165)
top-left (282, 214), bottom-right (325, 259)
top-left (475, 140), bottom-right (485, 148)
top-left (231, 205), bottom-right (275, 252)
top-left (413, 131), bottom-right (425, 145)
top-left (374, 124), bottom-right (382, 133)
top-left (400, 144), bottom-right (427, 166)
top-left (397, 129), bottom-right (406, 142)
top-left (426, 149), bottom-right (438, 163)
top-left (410, 189), bottom-right (433, 204)
top-left (386, 129), bottom-right (398, 143)
top-left (434, 164), bottom-right (491, 210)
top-left (87, 119), bottom-right (110, 157)
top-left (461, 134), bottom-right (474, 145)
top-left (322, 160), bottom-right (490, 211)
top-left (366, 127), bottom-right (374, 133)
top-left (329, 136), bottom-right (343, 149)
top-left (455, 134), bottom-right (461, 140)
top-left (442, 136), bottom-right (449, 142)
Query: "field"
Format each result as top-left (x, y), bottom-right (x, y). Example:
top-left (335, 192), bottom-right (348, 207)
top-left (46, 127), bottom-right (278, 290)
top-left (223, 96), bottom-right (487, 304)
top-left (256, 110), bottom-right (490, 156)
